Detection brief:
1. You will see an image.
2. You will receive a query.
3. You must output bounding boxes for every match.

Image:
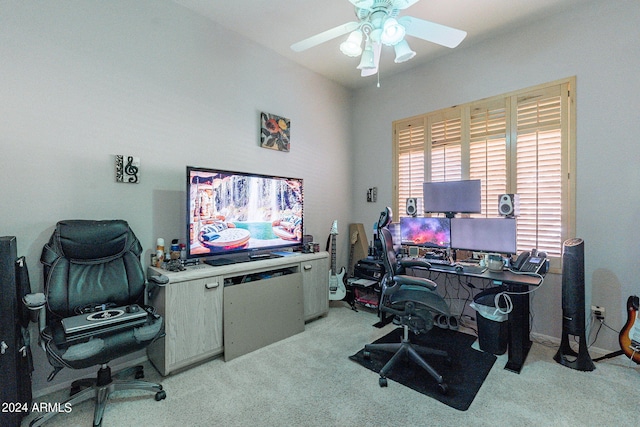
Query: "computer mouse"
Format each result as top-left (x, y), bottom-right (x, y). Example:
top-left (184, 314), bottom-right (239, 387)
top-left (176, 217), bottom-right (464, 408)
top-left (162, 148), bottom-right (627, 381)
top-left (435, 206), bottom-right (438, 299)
top-left (126, 304), bottom-right (140, 313)
top-left (454, 264), bottom-right (464, 272)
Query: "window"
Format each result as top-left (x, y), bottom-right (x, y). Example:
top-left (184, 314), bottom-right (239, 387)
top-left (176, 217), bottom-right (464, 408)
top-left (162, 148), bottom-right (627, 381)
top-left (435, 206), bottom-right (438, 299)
top-left (393, 78), bottom-right (575, 270)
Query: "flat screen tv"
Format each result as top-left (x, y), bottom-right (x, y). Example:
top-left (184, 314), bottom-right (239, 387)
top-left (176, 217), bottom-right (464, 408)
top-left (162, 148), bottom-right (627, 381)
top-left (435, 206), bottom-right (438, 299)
top-left (400, 217), bottom-right (451, 249)
top-left (422, 179), bottom-right (482, 217)
top-left (450, 217), bottom-right (517, 254)
top-left (187, 166), bottom-right (304, 264)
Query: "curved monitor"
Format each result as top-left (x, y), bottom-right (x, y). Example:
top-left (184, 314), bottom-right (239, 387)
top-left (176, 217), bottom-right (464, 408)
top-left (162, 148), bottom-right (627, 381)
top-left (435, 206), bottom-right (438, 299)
top-left (423, 179), bottom-right (481, 217)
top-left (187, 167), bottom-right (303, 263)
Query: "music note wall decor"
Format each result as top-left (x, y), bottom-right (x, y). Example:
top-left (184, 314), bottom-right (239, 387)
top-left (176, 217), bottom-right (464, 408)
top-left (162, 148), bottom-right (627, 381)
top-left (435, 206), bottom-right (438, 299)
top-left (115, 155), bottom-right (140, 184)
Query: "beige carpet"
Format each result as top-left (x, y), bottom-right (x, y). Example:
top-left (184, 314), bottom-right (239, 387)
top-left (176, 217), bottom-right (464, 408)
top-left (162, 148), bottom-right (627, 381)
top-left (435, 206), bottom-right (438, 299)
top-left (23, 304), bottom-right (639, 427)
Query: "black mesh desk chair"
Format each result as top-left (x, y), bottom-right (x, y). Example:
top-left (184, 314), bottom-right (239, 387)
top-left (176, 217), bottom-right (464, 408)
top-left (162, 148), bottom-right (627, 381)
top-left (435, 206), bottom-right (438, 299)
top-left (363, 208), bottom-right (451, 393)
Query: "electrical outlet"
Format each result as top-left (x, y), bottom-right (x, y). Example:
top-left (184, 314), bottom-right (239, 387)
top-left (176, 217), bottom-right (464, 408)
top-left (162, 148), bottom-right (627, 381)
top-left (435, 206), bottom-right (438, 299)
top-left (591, 305), bottom-right (605, 320)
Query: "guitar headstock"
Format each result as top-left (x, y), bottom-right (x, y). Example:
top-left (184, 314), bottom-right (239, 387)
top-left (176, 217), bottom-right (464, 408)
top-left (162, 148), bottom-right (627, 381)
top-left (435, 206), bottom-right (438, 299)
top-left (330, 220), bottom-right (339, 235)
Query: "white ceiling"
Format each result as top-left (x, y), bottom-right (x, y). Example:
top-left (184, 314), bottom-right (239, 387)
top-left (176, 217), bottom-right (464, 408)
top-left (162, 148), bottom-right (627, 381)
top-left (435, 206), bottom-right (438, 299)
top-left (172, 0), bottom-right (584, 89)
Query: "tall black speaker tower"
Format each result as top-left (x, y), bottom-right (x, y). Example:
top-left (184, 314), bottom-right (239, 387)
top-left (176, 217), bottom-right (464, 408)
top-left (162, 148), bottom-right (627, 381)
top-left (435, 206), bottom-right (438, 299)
top-left (553, 238), bottom-right (595, 371)
top-left (0, 236), bottom-right (33, 427)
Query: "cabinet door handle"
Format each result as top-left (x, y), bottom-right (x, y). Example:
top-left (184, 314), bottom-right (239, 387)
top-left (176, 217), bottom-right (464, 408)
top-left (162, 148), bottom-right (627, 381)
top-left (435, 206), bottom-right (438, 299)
top-left (303, 264), bottom-right (312, 271)
top-left (205, 282), bottom-right (219, 289)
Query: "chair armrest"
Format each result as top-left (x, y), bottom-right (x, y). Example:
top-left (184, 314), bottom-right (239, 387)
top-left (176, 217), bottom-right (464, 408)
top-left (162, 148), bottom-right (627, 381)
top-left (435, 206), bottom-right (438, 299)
top-left (147, 274), bottom-right (169, 301)
top-left (393, 275), bottom-right (437, 290)
top-left (23, 293), bottom-right (47, 350)
top-left (23, 292), bottom-right (46, 310)
top-left (149, 274), bottom-right (169, 285)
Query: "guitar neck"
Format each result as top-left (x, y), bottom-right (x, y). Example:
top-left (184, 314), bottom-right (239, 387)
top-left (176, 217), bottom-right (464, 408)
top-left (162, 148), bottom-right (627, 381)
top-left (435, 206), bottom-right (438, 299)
top-left (331, 235), bottom-right (337, 271)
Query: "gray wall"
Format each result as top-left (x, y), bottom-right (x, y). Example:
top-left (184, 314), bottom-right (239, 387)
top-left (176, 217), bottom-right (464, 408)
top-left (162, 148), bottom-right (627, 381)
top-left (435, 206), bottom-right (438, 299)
top-left (351, 0), bottom-right (640, 351)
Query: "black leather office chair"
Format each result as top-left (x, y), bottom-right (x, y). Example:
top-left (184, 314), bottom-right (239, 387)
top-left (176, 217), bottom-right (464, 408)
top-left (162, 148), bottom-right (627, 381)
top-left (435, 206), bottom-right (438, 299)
top-left (363, 208), bottom-right (451, 393)
top-left (25, 220), bottom-right (166, 427)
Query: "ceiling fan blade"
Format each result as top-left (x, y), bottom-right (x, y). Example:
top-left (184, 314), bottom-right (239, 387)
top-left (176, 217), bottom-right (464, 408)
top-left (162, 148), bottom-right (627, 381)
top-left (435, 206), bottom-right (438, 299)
top-left (348, 0), bottom-right (374, 8)
top-left (291, 21), bottom-right (360, 52)
top-left (399, 16), bottom-right (467, 48)
top-left (393, 0), bottom-right (422, 9)
top-left (361, 42), bottom-right (382, 77)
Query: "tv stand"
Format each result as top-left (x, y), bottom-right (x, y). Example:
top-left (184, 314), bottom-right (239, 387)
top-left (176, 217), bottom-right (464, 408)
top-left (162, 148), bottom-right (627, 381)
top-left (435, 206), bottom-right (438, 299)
top-left (146, 251), bottom-right (329, 375)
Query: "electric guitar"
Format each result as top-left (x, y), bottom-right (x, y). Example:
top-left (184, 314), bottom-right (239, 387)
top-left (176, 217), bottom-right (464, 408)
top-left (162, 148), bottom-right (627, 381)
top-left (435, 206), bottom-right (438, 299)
top-left (328, 220), bottom-right (347, 301)
top-left (619, 295), bottom-right (640, 364)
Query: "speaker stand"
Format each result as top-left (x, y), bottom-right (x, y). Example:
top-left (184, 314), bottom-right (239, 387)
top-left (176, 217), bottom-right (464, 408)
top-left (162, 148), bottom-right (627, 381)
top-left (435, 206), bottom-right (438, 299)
top-left (553, 328), bottom-right (595, 371)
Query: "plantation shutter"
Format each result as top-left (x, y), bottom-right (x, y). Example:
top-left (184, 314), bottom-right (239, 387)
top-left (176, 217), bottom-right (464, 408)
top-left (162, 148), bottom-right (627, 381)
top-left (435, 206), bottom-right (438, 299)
top-left (429, 112), bottom-right (462, 182)
top-left (394, 119), bottom-right (425, 216)
top-left (392, 78), bottom-right (573, 268)
top-left (515, 88), bottom-right (564, 257)
top-left (469, 101), bottom-right (508, 216)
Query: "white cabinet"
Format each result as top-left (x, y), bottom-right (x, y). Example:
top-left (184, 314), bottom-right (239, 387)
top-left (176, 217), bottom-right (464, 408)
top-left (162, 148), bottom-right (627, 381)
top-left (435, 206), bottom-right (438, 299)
top-left (301, 257), bottom-right (329, 322)
top-left (146, 252), bottom-right (328, 375)
top-left (147, 273), bottom-right (223, 376)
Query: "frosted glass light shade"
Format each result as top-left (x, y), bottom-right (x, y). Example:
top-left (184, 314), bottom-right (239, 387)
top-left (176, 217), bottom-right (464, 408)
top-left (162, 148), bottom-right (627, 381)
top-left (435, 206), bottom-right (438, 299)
top-left (381, 18), bottom-right (406, 46)
top-left (394, 39), bottom-right (416, 63)
top-left (340, 30), bottom-right (363, 57)
top-left (357, 44), bottom-right (375, 69)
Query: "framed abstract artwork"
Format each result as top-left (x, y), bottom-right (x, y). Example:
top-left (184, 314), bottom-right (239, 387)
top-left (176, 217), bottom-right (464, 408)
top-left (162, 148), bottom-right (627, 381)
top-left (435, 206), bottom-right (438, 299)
top-left (260, 112), bottom-right (290, 152)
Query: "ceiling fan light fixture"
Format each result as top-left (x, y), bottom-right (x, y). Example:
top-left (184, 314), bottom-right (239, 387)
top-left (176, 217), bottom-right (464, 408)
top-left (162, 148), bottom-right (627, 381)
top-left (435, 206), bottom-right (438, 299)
top-left (381, 18), bottom-right (406, 46)
top-left (393, 39), bottom-right (416, 63)
top-left (357, 42), bottom-right (376, 70)
top-left (339, 30), bottom-right (363, 57)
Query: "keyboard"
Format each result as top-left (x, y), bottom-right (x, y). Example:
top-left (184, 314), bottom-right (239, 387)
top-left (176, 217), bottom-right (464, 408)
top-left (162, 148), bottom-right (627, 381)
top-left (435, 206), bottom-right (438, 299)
top-left (429, 263), bottom-right (487, 275)
top-left (424, 258), bottom-right (452, 266)
top-left (62, 305), bottom-right (147, 339)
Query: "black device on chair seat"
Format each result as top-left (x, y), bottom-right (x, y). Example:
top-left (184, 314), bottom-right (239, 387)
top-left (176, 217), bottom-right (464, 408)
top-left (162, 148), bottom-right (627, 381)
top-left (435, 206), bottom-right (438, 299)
top-left (361, 208), bottom-right (452, 393)
top-left (24, 220), bottom-right (166, 427)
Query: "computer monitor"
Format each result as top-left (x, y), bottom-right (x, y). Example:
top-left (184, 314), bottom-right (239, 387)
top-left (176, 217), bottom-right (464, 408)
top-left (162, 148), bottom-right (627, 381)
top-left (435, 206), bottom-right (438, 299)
top-left (423, 180), bottom-right (482, 217)
top-left (450, 217), bottom-right (517, 254)
top-left (400, 217), bottom-right (451, 249)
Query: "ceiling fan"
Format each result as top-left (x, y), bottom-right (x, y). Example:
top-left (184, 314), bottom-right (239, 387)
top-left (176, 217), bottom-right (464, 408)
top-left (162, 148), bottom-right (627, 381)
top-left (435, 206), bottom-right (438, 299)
top-left (290, 0), bottom-right (467, 77)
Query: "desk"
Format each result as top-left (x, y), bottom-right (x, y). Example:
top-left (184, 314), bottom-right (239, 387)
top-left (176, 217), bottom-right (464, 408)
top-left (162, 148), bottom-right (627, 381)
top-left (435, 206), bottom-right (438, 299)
top-left (416, 264), bottom-right (543, 373)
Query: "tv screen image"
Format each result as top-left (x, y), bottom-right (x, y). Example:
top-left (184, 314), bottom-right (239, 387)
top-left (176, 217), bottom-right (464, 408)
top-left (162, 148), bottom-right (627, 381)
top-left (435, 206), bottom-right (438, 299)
top-left (187, 167), bottom-right (303, 260)
top-left (400, 217), bottom-right (451, 249)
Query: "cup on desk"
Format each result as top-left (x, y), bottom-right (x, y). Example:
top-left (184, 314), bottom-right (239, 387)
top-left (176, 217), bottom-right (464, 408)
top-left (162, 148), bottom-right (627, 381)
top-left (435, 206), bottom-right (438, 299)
top-left (487, 253), bottom-right (505, 272)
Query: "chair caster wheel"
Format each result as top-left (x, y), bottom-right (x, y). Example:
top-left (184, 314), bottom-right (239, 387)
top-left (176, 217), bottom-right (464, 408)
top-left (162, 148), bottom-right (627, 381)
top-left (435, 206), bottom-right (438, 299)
top-left (363, 350), bottom-right (371, 360)
top-left (155, 390), bottom-right (167, 401)
top-left (438, 383), bottom-right (448, 395)
top-left (379, 377), bottom-right (388, 387)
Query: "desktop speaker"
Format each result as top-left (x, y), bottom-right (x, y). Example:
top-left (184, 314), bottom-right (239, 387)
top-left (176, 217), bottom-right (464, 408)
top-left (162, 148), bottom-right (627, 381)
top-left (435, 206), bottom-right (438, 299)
top-left (498, 194), bottom-right (520, 217)
top-left (406, 198), bottom-right (418, 217)
top-left (553, 238), bottom-right (595, 371)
